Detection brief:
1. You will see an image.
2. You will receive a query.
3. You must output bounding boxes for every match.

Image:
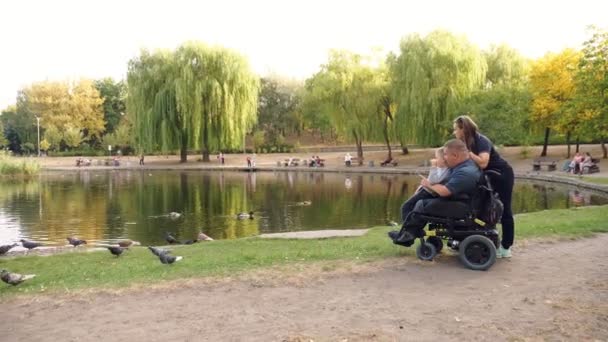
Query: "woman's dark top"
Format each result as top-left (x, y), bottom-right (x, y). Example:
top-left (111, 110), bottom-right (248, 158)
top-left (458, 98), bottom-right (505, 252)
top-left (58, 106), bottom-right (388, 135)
top-left (471, 133), bottom-right (510, 171)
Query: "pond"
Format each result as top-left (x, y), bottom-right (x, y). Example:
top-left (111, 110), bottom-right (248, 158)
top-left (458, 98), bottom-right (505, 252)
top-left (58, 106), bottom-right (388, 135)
top-left (1, 170), bottom-right (607, 246)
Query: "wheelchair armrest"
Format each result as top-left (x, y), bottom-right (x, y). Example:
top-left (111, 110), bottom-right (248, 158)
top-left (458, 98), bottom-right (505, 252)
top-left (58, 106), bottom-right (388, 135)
top-left (449, 193), bottom-right (470, 202)
top-left (484, 170), bottom-right (502, 177)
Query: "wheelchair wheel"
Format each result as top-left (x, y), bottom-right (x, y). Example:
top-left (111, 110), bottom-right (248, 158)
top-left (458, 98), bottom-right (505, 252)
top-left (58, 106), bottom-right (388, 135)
top-left (416, 242), bottom-right (437, 261)
top-left (426, 236), bottom-right (443, 253)
top-left (458, 235), bottom-right (496, 271)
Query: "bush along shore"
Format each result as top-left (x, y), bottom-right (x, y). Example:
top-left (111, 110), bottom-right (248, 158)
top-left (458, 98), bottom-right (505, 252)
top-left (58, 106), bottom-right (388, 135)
top-left (0, 205), bottom-right (607, 296)
top-left (0, 154), bottom-right (40, 177)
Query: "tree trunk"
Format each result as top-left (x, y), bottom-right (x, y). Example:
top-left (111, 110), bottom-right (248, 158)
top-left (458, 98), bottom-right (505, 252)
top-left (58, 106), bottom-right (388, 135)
top-left (353, 130), bottom-right (363, 165)
top-left (179, 134), bottom-right (188, 163)
top-left (400, 142), bottom-right (409, 155)
top-left (382, 116), bottom-right (392, 160)
top-left (357, 140), bottom-right (363, 165)
top-left (566, 130), bottom-right (571, 158)
top-left (201, 118), bottom-right (210, 162)
top-left (575, 136), bottom-right (580, 153)
top-left (540, 127), bottom-right (550, 157)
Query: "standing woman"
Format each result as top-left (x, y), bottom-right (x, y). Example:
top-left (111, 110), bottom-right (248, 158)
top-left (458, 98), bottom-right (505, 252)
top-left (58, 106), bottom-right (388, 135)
top-left (453, 115), bottom-right (515, 258)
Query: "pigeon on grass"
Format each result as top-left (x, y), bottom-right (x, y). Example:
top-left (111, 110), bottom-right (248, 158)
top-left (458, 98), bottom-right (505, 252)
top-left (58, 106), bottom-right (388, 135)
top-left (1, 269), bottom-right (36, 286)
top-left (67, 237), bottom-right (87, 247)
top-left (0, 243), bottom-right (18, 255)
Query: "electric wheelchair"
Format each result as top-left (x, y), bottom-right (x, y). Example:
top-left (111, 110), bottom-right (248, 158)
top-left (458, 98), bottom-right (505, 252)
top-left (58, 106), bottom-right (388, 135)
top-left (410, 170), bottom-right (504, 271)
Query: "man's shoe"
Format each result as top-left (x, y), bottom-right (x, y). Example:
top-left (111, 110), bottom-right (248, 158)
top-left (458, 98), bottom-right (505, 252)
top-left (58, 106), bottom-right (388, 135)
top-left (393, 238), bottom-right (415, 247)
top-left (395, 230), bottom-right (416, 244)
top-left (496, 246), bottom-right (512, 259)
top-left (388, 230), bottom-right (400, 240)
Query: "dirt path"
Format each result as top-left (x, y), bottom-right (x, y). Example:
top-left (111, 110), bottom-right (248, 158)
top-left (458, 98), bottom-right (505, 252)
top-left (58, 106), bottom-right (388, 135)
top-left (2, 235), bottom-right (607, 341)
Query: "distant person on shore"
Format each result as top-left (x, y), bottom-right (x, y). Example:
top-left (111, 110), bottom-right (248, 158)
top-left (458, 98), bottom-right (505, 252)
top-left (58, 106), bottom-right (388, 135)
top-left (344, 153), bottom-right (352, 166)
top-left (247, 156), bottom-right (252, 168)
top-left (569, 152), bottom-right (583, 174)
top-left (139, 154), bottom-right (145, 166)
top-left (580, 152), bottom-right (593, 173)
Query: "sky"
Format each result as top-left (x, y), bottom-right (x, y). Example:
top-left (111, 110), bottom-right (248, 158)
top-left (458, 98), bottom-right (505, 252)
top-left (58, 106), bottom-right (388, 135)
top-left (0, 0), bottom-right (606, 109)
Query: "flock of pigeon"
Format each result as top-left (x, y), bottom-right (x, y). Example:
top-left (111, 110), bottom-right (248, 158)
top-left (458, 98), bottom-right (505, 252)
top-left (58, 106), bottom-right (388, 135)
top-left (0, 209), bottom-right (260, 287)
top-left (0, 230), bottom-right (215, 286)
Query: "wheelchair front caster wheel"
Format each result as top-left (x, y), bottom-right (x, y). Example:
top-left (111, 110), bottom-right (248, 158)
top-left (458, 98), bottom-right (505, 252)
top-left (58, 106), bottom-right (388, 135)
top-left (416, 242), bottom-right (437, 261)
top-left (426, 236), bottom-right (443, 253)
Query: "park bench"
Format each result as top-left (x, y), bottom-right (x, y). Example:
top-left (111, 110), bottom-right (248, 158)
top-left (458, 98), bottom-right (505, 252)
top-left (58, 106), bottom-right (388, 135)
top-left (533, 157), bottom-right (559, 171)
top-left (104, 158), bottom-right (121, 167)
top-left (380, 158), bottom-right (398, 167)
top-left (75, 158), bottom-right (91, 167)
top-left (283, 158), bottom-right (300, 166)
top-left (581, 158), bottom-right (601, 174)
top-left (350, 157), bottom-right (363, 166)
top-left (308, 158), bottom-right (325, 167)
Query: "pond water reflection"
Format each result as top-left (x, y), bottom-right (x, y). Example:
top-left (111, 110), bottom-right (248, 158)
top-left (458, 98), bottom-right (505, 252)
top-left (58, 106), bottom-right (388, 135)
top-left (0, 170), bottom-right (606, 246)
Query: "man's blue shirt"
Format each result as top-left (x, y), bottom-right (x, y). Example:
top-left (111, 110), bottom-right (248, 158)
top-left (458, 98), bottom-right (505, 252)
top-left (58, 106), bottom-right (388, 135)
top-left (444, 159), bottom-right (481, 197)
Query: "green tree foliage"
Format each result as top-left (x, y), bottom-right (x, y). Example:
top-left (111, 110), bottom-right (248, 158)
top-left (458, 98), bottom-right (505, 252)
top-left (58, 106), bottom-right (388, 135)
top-left (43, 125), bottom-right (62, 151)
top-left (127, 42), bottom-right (259, 162)
top-left (457, 85), bottom-right (532, 145)
top-left (257, 77), bottom-right (302, 146)
top-left (302, 50), bottom-right (385, 164)
top-left (252, 131), bottom-right (265, 152)
top-left (457, 44), bottom-right (532, 146)
top-left (391, 30), bottom-right (486, 146)
top-left (102, 119), bottom-right (132, 151)
top-left (575, 26), bottom-right (608, 158)
top-left (299, 87), bottom-right (335, 142)
top-left (378, 56), bottom-right (397, 157)
top-left (63, 126), bottom-right (83, 149)
top-left (0, 105), bottom-right (36, 154)
top-left (484, 44), bottom-right (529, 87)
top-left (127, 49), bottom-right (179, 157)
top-left (94, 78), bottom-right (127, 135)
top-left (39, 139), bottom-right (50, 152)
top-left (0, 121), bottom-right (8, 148)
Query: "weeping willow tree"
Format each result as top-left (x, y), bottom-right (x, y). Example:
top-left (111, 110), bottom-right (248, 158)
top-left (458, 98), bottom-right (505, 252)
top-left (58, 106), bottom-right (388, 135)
top-left (175, 42), bottom-right (259, 161)
top-left (391, 30), bottom-right (486, 147)
top-left (127, 42), bottom-right (259, 162)
top-left (127, 49), bottom-right (189, 160)
top-left (303, 51), bottom-right (384, 164)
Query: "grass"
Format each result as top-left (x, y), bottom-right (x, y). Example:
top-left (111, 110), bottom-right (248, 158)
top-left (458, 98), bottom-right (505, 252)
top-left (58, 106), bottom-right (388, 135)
top-left (1, 205), bottom-right (607, 296)
top-left (579, 176), bottom-right (608, 185)
top-left (0, 153), bottom-right (40, 176)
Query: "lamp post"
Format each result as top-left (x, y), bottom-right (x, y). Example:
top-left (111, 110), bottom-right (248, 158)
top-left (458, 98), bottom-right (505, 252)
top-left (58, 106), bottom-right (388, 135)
top-left (36, 116), bottom-right (40, 157)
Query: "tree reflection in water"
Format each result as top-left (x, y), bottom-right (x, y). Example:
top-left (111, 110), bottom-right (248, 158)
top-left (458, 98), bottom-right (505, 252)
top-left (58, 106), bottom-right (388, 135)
top-left (0, 172), bottom-right (605, 245)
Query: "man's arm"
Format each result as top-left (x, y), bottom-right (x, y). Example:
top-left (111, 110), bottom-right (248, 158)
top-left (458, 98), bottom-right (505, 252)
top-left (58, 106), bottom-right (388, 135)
top-left (420, 178), bottom-right (452, 197)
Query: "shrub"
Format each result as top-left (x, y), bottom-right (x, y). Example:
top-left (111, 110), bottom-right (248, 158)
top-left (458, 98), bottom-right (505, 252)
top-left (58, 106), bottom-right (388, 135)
top-left (0, 152), bottom-right (40, 176)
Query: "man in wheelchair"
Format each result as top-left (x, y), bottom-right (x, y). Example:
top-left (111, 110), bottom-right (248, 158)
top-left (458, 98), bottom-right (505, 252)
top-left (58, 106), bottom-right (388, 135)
top-left (389, 139), bottom-right (481, 246)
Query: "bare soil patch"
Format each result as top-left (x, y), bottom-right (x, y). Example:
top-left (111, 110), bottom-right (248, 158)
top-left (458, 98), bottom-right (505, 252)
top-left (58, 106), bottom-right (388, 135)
top-left (2, 234), bottom-right (607, 341)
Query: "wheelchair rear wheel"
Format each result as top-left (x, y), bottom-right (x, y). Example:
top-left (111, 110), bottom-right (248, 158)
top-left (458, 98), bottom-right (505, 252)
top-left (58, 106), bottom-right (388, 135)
top-left (458, 235), bottom-right (496, 271)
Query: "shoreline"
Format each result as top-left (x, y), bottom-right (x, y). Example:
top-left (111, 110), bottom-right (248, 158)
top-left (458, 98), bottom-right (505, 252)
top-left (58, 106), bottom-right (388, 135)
top-left (39, 163), bottom-right (608, 194)
top-left (29, 144), bottom-right (606, 193)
